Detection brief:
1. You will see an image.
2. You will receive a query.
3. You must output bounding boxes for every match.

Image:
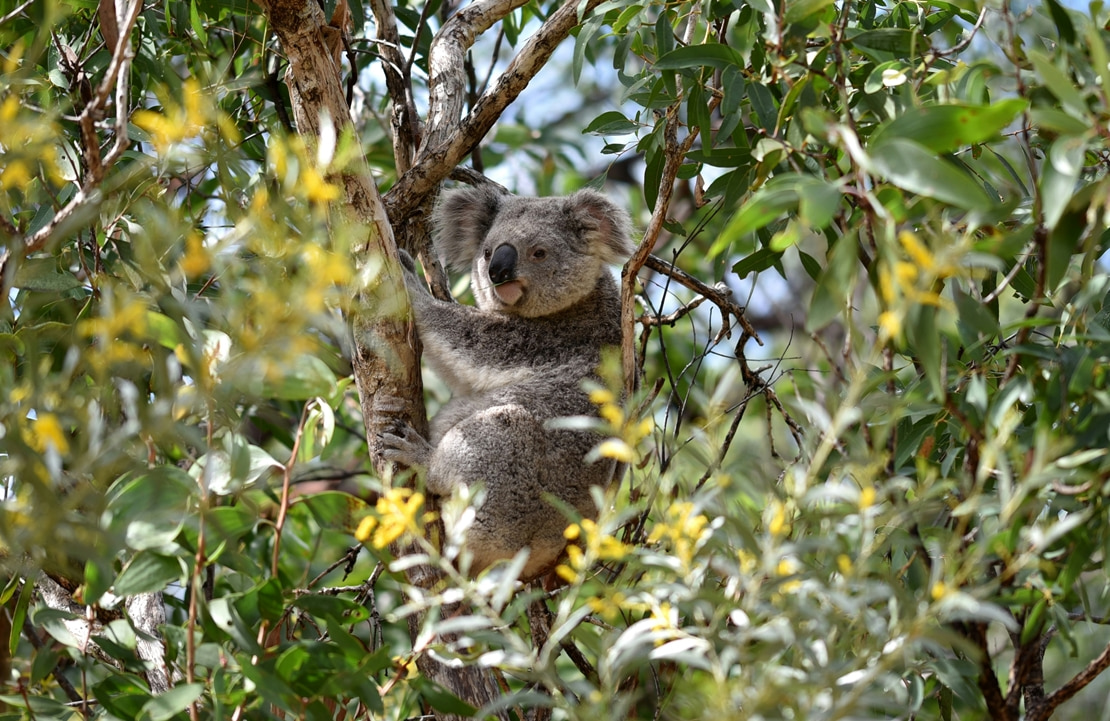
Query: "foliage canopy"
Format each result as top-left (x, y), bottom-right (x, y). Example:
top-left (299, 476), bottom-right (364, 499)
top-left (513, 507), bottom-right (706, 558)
top-left (2, 0), bottom-right (1110, 719)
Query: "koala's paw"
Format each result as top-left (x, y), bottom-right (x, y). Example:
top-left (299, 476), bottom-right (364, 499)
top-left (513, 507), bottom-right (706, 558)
top-left (380, 423), bottom-right (433, 469)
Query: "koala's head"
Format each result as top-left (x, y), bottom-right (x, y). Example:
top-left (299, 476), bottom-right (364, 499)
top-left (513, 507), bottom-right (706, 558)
top-left (433, 186), bottom-right (635, 318)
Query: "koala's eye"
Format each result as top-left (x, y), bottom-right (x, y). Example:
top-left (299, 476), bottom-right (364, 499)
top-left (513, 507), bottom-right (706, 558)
top-left (532, 248), bottom-right (547, 260)
top-left (483, 248), bottom-right (492, 260)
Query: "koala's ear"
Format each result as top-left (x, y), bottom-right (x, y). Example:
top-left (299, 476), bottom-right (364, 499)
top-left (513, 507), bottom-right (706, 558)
top-left (433, 185), bottom-right (503, 272)
top-left (566, 189), bottom-right (636, 265)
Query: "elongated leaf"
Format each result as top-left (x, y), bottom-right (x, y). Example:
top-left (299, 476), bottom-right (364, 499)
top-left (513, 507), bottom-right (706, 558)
top-left (655, 43), bottom-right (745, 70)
top-left (113, 551), bottom-right (183, 597)
top-left (869, 138), bottom-right (991, 209)
top-left (106, 466), bottom-right (196, 550)
top-left (849, 28), bottom-right (924, 55)
top-left (713, 185), bottom-right (800, 256)
top-left (732, 247), bottom-right (784, 278)
top-left (870, 100), bottom-right (1027, 155)
top-left (583, 111), bottom-right (639, 136)
top-left (143, 683), bottom-right (204, 721)
top-left (1040, 135), bottom-right (1086, 231)
top-left (1029, 49), bottom-right (1087, 118)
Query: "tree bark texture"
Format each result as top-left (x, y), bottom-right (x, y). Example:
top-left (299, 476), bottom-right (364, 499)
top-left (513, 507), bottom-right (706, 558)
top-left (256, 0), bottom-right (429, 475)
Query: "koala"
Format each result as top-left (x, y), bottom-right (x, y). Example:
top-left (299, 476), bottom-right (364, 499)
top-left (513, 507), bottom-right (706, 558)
top-left (381, 186), bottom-right (635, 581)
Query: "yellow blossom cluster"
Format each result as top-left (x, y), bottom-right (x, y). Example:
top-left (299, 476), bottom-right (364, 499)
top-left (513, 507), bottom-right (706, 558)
top-left (877, 231), bottom-right (958, 342)
top-left (267, 135), bottom-right (341, 205)
top-left (555, 518), bottom-right (633, 583)
top-left (588, 388), bottom-right (653, 463)
top-left (132, 79), bottom-right (240, 154)
top-left (0, 86), bottom-right (66, 193)
top-left (647, 501), bottom-right (712, 567)
top-left (355, 487), bottom-right (433, 550)
top-left (77, 293), bottom-right (153, 370)
top-left (27, 413), bottom-right (70, 455)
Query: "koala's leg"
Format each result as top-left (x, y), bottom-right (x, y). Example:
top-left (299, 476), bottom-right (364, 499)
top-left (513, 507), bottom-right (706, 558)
top-left (429, 405), bottom-right (568, 578)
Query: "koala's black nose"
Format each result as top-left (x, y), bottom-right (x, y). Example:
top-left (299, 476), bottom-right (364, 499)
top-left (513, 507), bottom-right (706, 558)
top-left (488, 244), bottom-right (518, 285)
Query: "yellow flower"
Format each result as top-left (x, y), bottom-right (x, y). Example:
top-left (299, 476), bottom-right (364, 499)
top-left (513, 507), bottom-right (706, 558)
top-left (301, 166), bottom-right (341, 204)
top-left (0, 95), bottom-right (18, 122)
top-left (180, 232), bottom-right (210, 279)
top-left (837, 554), bottom-right (852, 575)
top-left (931, 581), bottom-right (949, 600)
top-left (29, 413), bottom-right (69, 455)
top-left (356, 487), bottom-right (428, 549)
top-left (597, 439), bottom-right (634, 463)
top-left (899, 231), bottom-right (934, 271)
top-left (554, 564), bottom-right (578, 583)
top-left (0, 159), bottom-right (30, 191)
top-left (588, 388), bottom-right (615, 405)
top-left (768, 500), bottom-right (789, 538)
top-left (859, 485), bottom-right (876, 510)
top-left (599, 403), bottom-right (625, 428)
top-left (878, 311), bottom-right (901, 341)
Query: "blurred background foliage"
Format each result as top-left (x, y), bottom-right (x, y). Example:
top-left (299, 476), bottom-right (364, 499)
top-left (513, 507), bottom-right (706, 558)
top-left (2, 0), bottom-right (1110, 718)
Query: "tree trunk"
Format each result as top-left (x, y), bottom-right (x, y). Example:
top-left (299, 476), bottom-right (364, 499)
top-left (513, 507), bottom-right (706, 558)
top-left (255, 2), bottom-right (509, 717)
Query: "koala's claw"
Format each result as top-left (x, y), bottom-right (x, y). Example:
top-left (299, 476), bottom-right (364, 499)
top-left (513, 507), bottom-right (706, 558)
top-left (380, 424), bottom-right (433, 469)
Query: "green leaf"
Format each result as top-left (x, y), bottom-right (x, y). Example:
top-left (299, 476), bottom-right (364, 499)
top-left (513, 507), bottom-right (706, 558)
top-left (11, 258), bottom-right (85, 292)
top-left (1040, 135), bottom-right (1086, 231)
top-left (797, 180), bottom-right (842, 228)
top-left (732, 247), bottom-right (784, 278)
top-left (1043, 0), bottom-right (1076, 43)
top-left (849, 28), bottom-right (923, 55)
top-left (654, 43), bottom-right (745, 70)
top-left (106, 466), bottom-right (197, 551)
top-left (1029, 49), bottom-right (1088, 118)
top-left (192, 442), bottom-right (282, 495)
top-left (10, 579), bottom-right (33, 658)
top-left (870, 100), bottom-right (1028, 155)
top-left (411, 677), bottom-right (479, 717)
top-left (113, 551), bottom-right (183, 597)
top-left (785, 0), bottom-right (835, 23)
top-left (189, 0), bottom-right (207, 44)
top-left (748, 82), bottom-right (777, 132)
top-left (254, 354), bottom-right (338, 401)
top-left (293, 490), bottom-right (370, 535)
top-left (869, 138), bottom-right (992, 209)
top-left (712, 184), bottom-right (800, 256)
top-left (583, 111), bottom-right (639, 136)
top-left (143, 683), bottom-right (204, 721)
top-left (209, 598), bottom-right (263, 655)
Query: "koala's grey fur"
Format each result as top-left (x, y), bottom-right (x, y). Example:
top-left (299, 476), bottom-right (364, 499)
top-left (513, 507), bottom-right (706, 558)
top-left (381, 186), bottom-right (635, 580)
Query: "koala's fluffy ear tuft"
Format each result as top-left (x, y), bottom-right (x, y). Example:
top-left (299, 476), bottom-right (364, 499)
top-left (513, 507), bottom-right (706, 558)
top-left (434, 185), bottom-right (504, 272)
top-left (566, 189), bottom-right (636, 265)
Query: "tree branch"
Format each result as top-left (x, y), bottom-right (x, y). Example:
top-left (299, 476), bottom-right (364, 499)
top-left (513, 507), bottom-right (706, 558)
top-left (1027, 640), bottom-right (1110, 721)
top-left (384, 0), bottom-right (606, 220)
top-left (367, 0), bottom-right (421, 172)
top-left (22, 0), bottom-right (142, 255)
top-left (422, 0), bottom-right (529, 152)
